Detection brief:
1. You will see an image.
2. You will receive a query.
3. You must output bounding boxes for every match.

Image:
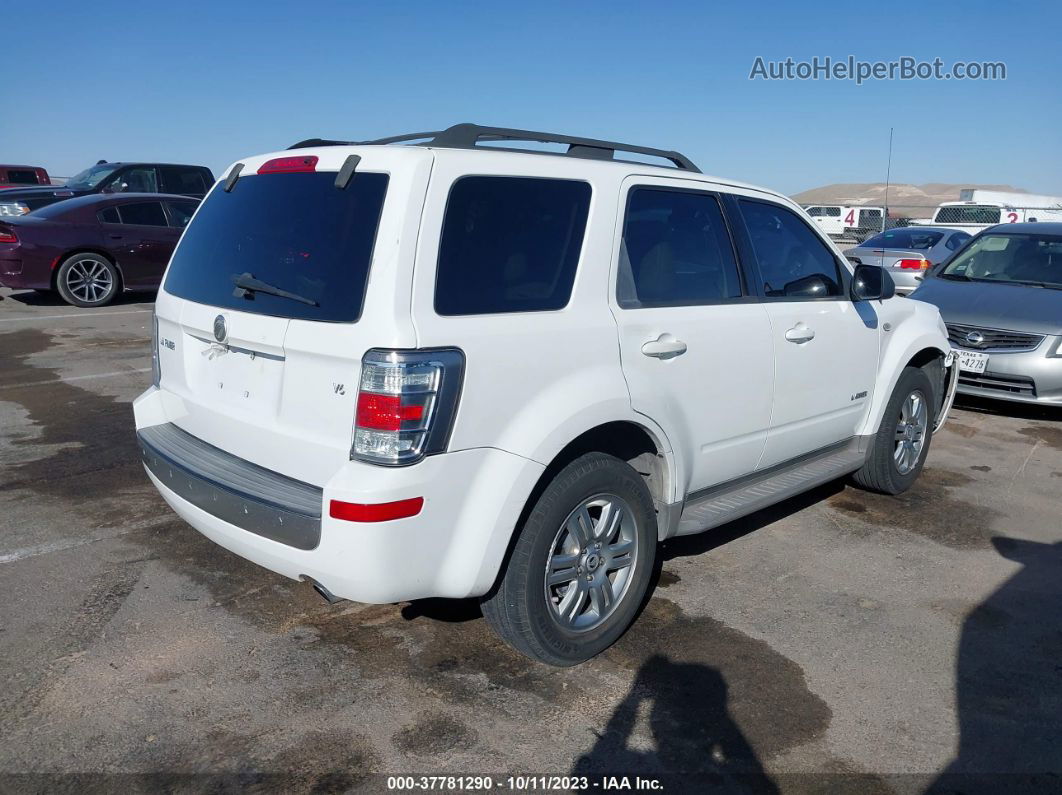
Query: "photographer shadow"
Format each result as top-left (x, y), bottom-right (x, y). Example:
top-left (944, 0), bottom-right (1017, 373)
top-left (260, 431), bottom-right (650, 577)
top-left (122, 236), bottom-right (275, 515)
top-left (572, 654), bottom-right (777, 793)
top-left (930, 537), bottom-right (1062, 793)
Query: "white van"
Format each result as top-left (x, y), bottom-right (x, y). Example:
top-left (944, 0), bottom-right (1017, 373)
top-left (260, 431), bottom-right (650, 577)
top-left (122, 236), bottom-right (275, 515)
top-left (134, 124), bottom-right (956, 664)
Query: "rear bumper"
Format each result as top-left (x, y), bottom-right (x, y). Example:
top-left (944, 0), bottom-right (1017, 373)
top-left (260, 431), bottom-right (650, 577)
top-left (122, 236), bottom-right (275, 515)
top-left (135, 388), bottom-right (545, 603)
top-left (888, 270), bottom-right (922, 295)
top-left (138, 424), bottom-right (323, 550)
top-left (0, 256), bottom-right (48, 290)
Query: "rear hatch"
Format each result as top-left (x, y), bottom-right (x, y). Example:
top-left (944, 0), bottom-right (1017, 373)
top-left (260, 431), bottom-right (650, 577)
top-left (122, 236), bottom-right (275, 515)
top-left (153, 147), bottom-right (432, 485)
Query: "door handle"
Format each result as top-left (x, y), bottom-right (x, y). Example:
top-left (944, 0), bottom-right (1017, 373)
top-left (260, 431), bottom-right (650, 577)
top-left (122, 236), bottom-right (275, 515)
top-left (784, 325), bottom-right (816, 344)
top-left (641, 334), bottom-right (687, 360)
top-left (108, 234), bottom-right (123, 240)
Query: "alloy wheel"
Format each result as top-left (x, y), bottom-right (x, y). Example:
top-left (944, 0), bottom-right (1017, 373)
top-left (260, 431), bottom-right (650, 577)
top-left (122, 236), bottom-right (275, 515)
top-left (65, 259), bottom-right (114, 304)
top-left (893, 389), bottom-right (928, 475)
top-left (544, 494), bottom-right (639, 632)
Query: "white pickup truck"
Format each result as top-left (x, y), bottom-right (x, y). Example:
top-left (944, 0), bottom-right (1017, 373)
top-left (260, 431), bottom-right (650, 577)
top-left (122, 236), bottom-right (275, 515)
top-left (914, 190), bottom-right (1062, 234)
top-left (804, 204), bottom-right (885, 241)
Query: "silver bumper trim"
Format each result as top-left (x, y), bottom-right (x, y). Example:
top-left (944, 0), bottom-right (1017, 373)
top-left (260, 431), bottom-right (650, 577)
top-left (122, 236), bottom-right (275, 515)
top-left (138, 423), bottom-right (323, 550)
top-left (935, 351), bottom-right (960, 432)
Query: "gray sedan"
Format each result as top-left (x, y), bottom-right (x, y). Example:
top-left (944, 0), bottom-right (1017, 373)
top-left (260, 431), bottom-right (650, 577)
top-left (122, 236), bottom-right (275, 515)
top-left (911, 222), bottom-right (1062, 406)
top-left (845, 227), bottom-right (971, 295)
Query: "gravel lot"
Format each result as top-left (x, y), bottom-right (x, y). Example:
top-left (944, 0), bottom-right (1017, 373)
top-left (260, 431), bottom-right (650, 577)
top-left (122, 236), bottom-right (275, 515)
top-left (1, 286), bottom-right (1060, 793)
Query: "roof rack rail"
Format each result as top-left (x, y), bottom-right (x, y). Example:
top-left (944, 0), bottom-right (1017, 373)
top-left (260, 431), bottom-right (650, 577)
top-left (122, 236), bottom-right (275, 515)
top-left (288, 123), bottom-right (700, 172)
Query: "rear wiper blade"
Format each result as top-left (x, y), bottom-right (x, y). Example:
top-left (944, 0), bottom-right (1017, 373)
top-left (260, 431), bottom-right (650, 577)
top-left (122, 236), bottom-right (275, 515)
top-left (1004, 279), bottom-right (1062, 290)
top-left (937, 272), bottom-right (970, 281)
top-left (232, 272), bottom-right (318, 306)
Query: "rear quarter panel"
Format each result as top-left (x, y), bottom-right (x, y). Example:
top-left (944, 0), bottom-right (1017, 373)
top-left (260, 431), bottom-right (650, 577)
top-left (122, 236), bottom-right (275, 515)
top-left (408, 151), bottom-right (681, 503)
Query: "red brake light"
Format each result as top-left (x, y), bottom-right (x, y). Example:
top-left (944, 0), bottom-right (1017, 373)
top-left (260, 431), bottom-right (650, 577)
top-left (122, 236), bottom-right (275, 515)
top-left (329, 497), bottom-right (424, 522)
top-left (257, 155), bottom-right (319, 175)
top-left (0, 229), bottom-right (17, 244)
top-left (356, 393), bottom-right (426, 431)
top-left (898, 259), bottom-right (929, 270)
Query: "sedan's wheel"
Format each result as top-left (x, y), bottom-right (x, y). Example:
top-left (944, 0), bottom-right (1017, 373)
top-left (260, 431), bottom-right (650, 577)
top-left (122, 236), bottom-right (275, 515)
top-left (482, 453), bottom-right (657, 666)
top-left (852, 365), bottom-right (936, 495)
top-left (56, 254), bottom-right (119, 307)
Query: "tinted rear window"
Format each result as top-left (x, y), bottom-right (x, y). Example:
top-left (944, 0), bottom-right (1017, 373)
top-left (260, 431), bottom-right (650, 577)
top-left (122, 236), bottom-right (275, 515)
top-left (164, 171), bottom-right (389, 322)
top-left (861, 229), bottom-right (944, 250)
top-left (5, 169), bottom-right (41, 184)
top-left (435, 176), bottom-right (591, 316)
top-left (119, 201), bottom-right (167, 226)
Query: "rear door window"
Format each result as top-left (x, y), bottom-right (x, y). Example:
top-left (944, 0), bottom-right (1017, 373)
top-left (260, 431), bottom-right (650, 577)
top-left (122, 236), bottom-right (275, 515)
top-left (118, 202), bottom-right (168, 226)
top-left (434, 176), bottom-right (591, 316)
top-left (164, 171), bottom-right (389, 322)
top-left (159, 167), bottom-right (209, 195)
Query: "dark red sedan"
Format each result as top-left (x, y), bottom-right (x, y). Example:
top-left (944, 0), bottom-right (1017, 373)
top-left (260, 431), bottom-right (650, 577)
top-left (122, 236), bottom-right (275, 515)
top-left (0, 193), bottom-right (198, 307)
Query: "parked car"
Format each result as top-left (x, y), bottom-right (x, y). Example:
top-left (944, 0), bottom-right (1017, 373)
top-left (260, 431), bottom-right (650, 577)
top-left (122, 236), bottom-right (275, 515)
top-left (844, 227), bottom-right (972, 295)
top-left (0, 193), bottom-right (199, 307)
top-left (134, 124), bottom-right (957, 665)
top-left (0, 161), bottom-right (213, 217)
top-left (912, 222), bottom-right (1062, 406)
top-left (0, 164), bottom-right (50, 189)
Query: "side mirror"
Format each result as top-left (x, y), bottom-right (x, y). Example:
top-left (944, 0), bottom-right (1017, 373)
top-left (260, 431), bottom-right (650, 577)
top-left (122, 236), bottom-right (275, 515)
top-left (851, 264), bottom-right (895, 301)
top-left (846, 255), bottom-right (863, 266)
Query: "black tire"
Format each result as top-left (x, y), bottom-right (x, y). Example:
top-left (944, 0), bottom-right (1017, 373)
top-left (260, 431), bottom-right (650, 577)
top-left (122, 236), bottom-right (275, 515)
top-left (481, 453), bottom-right (657, 666)
top-left (852, 366), bottom-right (936, 495)
top-left (55, 253), bottom-right (120, 307)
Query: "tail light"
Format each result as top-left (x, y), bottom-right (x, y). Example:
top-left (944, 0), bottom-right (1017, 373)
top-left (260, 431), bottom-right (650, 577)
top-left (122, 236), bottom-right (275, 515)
top-left (0, 227), bottom-right (17, 243)
top-left (351, 348), bottom-right (464, 466)
top-left (898, 259), bottom-right (930, 270)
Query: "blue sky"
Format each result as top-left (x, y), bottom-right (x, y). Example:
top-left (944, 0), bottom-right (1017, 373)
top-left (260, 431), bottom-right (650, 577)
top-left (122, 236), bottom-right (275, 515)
top-left (3, 0), bottom-right (1059, 196)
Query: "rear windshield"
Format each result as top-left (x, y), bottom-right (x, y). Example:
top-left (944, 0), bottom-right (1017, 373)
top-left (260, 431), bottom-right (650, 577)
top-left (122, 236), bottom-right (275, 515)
top-left (4, 169), bottom-right (41, 185)
top-left (861, 229), bottom-right (944, 250)
top-left (164, 171), bottom-right (388, 322)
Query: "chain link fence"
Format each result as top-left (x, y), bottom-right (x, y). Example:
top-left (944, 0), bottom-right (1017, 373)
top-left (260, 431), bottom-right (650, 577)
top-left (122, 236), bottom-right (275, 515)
top-left (801, 203), bottom-right (1062, 244)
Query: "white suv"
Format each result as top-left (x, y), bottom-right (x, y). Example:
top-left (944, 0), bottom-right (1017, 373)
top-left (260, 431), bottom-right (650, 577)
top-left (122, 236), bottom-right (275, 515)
top-left (134, 124), bottom-right (958, 665)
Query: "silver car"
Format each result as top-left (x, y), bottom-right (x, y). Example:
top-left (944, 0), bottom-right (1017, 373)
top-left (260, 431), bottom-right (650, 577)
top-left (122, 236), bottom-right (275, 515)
top-left (845, 227), bottom-right (971, 295)
top-left (912, 222), bottom-right (1062, 405)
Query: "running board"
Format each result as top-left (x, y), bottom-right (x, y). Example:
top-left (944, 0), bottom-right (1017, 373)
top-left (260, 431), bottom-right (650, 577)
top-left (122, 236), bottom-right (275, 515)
top-left (674, 437), bottom-right (870, 537)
